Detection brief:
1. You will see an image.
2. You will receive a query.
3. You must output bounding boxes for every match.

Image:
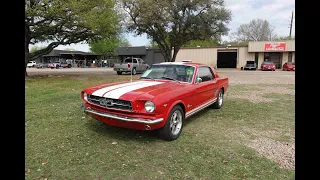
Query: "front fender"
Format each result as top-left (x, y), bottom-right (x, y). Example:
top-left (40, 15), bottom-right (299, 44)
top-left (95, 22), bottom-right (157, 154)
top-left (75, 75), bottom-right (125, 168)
top-left (163, 100), bottom-right (187, 123)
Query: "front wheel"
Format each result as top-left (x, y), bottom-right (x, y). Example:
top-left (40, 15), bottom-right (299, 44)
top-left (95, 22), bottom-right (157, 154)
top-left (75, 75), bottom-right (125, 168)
top-left (158, 105), bottom-right (184, 141)
top-left (212, 89), bottom-right (224, 109)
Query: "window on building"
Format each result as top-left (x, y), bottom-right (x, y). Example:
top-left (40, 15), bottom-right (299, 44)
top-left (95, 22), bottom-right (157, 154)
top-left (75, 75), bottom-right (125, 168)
top-left (264, 53), bottom-right (270, 61)
top-left (198, 67), bottom-right (214, 82)
top-left (288, 52), bottom-right (292, 62)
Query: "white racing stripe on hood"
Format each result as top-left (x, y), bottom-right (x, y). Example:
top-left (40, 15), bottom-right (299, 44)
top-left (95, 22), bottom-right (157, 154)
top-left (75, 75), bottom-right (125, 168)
top-left (103, 81), bottom-right (163, 99)
top-left (92, 81), bottom-right (146, 97)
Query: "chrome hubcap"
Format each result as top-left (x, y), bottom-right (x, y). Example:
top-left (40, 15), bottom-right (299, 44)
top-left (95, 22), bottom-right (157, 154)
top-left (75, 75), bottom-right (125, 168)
top-left (170, 110), bottom-right (182, 136)
top-left (218, 91), bottom-right (223, 106)
top-left (133, 69), bottom-right (136, 74)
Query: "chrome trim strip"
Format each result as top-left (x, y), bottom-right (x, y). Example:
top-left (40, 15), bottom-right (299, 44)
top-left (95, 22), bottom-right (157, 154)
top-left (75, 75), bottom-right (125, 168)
top-left (81, 104), bottom-right (163, 125)
top-left (185, 98), bottom-right (217, 118)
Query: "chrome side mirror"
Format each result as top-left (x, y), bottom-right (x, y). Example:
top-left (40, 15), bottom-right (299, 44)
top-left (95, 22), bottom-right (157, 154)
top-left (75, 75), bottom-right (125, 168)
top-left (195, 77), bottom-right (202, 84)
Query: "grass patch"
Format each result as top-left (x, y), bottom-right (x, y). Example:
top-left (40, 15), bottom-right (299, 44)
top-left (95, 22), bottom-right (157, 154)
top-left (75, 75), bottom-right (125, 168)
top-left (26, 75), bottom-right (295, 179)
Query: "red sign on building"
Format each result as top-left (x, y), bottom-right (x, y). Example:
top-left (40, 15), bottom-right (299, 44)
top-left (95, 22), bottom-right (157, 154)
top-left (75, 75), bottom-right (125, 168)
top-left (264, 42), bottom-right (286, 51)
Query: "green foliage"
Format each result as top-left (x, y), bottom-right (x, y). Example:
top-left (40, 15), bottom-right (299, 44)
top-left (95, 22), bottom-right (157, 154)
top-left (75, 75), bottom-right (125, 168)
top-left (274, 36), bottom-right (295, 40)
top-left (122, 0), bottom-right (232, 62)
top-left (183, 39), bottom-right (220, 47)
top-left (30, 46), bottom-right (46, 53)
top-left (89, 34), bottom-right (131, 55)
top-left (25, 0), bottom-right (121, 70)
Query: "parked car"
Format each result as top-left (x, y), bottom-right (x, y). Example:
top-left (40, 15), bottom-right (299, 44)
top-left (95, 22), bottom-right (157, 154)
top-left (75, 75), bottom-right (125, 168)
top-left (27, 61), bottom-right (36, 68)
top-left (282, 62), bottom-right (295, 71)
top-left (81, 62), bottom-right (229, 141)
top-left (243, 60), bottom-right (257, 70)
top-left (36, 63), bottom-right (49, 68)
top-left (60, 61), bottom-right (72, 68)
top-left (113, 57), bottom-right (149, 75)
top-left (261, 61), bottom-right (276, 71)
top-left (48, 61), bottom-right (71, 69)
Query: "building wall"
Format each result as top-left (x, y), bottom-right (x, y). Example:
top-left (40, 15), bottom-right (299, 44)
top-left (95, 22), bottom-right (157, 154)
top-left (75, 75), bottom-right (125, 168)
top-left (248, 40), bottom-right (295, 52)
top-left (292, 52), bottom-right (295, 62)
top-left (282, 52), bottom-right (289, 64)
top-left (238, 47), bottom-right (254, 68)
top-left (175, 46), bottom-right (249, 68)
top-left (258, 52), bottom-right (264, 69)
top-left (175, 48), bottom-right (216, 66)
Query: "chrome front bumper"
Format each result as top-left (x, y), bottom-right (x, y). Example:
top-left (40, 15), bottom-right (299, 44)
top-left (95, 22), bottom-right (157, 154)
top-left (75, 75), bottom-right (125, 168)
top-left (81, 104), bottom-right (164, 125)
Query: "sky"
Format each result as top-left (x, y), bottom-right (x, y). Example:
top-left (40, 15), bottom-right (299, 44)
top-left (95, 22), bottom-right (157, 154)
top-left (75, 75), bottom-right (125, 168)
top-left (29, 0), bottom-right (295, 52)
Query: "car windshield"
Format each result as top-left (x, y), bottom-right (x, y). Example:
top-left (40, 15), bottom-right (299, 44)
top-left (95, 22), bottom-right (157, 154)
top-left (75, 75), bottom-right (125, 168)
top-left (140, 64), bottom-right (195, 83)
top-left (263, 62), bottom-right (274, 64)
top-left (287, 62), bottom-right (295, 65)
top-left (246, 61), bottom-right (255, 64)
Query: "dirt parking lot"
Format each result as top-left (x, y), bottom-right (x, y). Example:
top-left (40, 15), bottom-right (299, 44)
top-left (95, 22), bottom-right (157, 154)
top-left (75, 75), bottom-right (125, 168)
top-left (27, 67), bottom-right (295, 85)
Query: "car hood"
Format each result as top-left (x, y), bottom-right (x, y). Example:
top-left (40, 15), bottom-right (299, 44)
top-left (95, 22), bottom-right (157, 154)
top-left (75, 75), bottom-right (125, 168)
top-left (84, 80), bottom-right (186, 101)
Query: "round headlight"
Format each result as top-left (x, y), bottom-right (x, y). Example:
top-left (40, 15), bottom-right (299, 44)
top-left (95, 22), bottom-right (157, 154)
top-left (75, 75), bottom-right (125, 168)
top-left (145, 101), bottom-right (155, 113)
top-left (83, 92), bottom-right (88, 101)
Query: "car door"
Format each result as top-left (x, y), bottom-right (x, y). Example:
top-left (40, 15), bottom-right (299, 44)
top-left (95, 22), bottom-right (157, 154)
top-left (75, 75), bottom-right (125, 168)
top-left (140, 59), bottom-right (148, 71)
top-left (193, 66), bottom-right (217, 107)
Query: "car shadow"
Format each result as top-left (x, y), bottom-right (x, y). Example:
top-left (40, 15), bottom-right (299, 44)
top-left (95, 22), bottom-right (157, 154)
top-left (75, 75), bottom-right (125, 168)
top-left (183, 108), bottom-right (212, 127)
top-left (84, 118), bottom-right (161, 142)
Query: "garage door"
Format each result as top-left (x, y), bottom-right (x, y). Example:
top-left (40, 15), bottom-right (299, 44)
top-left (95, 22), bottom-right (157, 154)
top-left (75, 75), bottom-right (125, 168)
top-left (217, 51), bottom-right (237, 68)
top-left (265, 53), bottom-right (281, 69)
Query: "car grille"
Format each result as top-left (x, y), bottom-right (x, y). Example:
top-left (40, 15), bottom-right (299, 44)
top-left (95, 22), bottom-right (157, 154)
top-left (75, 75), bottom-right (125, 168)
top-left (88, 95), bottom-right (132, 111)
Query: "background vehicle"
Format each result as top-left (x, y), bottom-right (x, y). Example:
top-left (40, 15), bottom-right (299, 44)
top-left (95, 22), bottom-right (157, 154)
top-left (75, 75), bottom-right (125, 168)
top-left (48, 61), bottom-right (71, 69)
top-left (282, 62), bottom-right (295, 71)
top-left (81, 62), bottom-right (228, 141)
top-left (243, 60), bottom-right (257, 70)
top-left (27, 61), bottom-right (36, 68)
top-left (36, 63), bottom-right (49, 68)
top-left (261, 61), bottom-right (276, 71)
top-left (113, 57), bottom-right (149, 75)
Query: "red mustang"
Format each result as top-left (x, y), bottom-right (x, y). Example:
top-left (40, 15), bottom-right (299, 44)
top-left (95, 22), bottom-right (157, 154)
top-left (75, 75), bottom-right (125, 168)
top-left (261, 61), bottom-right (276, 71)
top-left (282, 62), bottom-right (295, 71)
top-left (81, 62), bottom-right (229, 141)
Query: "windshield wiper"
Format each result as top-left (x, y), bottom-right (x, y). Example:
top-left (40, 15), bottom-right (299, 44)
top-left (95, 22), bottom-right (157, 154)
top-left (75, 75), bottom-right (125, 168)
top-left (160, 76), bottom-right (179, 82)
top-left (139, 77), bottom-right (154, 80)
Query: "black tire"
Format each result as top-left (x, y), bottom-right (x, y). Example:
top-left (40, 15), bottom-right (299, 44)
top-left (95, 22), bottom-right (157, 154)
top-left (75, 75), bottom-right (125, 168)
top-left (158, 105), bottom-right (184, 141)
top-left (56, 65), bottom-right (59, 69)
top-left (68, 64), bottom-right (72, 68)
top-left (51, 67), bottom-right (54, 69)
top-left (132, 67), bottom-right (137, 75)
top-left (117, 71), bottom-right (122, 75)
top-left (212, 88), bottom-right (224, 109)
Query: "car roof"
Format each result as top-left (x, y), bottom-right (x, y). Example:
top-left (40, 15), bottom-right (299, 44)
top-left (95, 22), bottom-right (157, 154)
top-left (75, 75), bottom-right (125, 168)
top-left (157, 62), bottom-right (206, 67)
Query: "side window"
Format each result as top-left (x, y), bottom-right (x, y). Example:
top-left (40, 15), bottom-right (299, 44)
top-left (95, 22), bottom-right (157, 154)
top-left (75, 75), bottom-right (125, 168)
top-left (133, 59), bottom-right (138, 63)
top-left (198, 67), bottom-right (214, 82)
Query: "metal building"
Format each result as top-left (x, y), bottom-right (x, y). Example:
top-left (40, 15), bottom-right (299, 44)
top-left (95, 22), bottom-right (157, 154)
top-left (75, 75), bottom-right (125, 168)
top-left (175, 40), bottom-right (295, 69)
top-left (113, 46), bottom-right (165, 65)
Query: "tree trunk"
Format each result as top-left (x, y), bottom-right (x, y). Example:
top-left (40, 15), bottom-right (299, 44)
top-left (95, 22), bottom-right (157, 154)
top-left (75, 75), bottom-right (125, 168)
top-left (25, 38), bottom-right (30, 77)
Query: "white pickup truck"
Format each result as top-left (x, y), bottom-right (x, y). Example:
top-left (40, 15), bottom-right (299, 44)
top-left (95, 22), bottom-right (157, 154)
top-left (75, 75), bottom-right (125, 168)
top-left (27, 61), bottom-right (37, 68)
top-left (113, 57), bottom-right (149, 75)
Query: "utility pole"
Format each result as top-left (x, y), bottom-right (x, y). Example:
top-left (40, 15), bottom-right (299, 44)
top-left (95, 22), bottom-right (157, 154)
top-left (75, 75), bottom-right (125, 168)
top-left (289, 11), bottom-right (294, 38)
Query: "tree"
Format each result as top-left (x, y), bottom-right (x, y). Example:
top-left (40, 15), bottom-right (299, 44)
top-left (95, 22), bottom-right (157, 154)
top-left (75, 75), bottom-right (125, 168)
top-left (25, 0), bottom-right (120, 76)
top-left (231, 19), bottom-right (277, 42)
top-left (89, 34), bottom-right (131, 56)
top-left (274, 36), bottom-right (295, 40)
top-left (122, 0), bottom-right (232, 62)
top-left (182, 39), bottom-right (220, 47)
top-left (29, 46), bottom-right (46, 53)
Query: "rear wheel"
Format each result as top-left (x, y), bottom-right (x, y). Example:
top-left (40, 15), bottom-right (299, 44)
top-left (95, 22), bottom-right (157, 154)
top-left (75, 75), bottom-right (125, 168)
top-left (132, 68), bottom-right (137, 75)
top-left (158, 105), bottom-right (184, 141)
top-left (117, 71), bottom-right (122, 75)
top-left (212, 89), bottom-right (224, 109)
